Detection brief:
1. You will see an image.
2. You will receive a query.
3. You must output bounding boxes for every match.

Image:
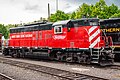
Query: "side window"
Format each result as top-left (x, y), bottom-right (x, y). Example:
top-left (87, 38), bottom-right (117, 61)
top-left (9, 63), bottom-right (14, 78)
top-left (54, 25), bottom-right (62, 34)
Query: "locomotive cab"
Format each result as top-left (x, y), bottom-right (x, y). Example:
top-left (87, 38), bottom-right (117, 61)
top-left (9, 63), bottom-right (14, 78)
top-left (53, 20), bottom-right (72, 34)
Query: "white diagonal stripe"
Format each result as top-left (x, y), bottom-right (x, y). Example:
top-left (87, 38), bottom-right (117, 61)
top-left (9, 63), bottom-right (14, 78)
top-left (89, 37), bottom-right (100, 48)
top-left (89, 29), bottom-right (100, 42)
top-left (88, 26), bottom-right (97, 34)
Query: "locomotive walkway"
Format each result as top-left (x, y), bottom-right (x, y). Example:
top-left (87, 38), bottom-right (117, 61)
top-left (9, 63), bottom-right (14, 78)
top-left (0, 57), bottom-right (107, 80)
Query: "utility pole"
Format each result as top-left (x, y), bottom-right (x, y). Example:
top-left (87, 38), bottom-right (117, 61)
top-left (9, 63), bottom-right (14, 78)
top-left (48, 3), bottom-right (50, 22)
top-left (56, 0), bottom-right (58, 12)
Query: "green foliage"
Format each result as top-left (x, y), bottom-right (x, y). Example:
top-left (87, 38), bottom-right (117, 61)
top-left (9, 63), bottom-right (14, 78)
top-left (0, 24), bottom-right (9, 39)
top-left (0, 24), bottom-right (17, 39)
top-left (50, 10), bottom-right (69, 22)
top-left (49, 0), bottom-right (119, 21)
top-left (70, 0), bottom-right (120, 19)
top-left (111, 12), bottom-right (120, 18)
top-left (93, 0), bottom-right (107, 18)
top-left (75, 4), bottom-right (89, 18)
top-left (6, 24), bottom-right (17, 30)
top-left (70, 12), bottom-right (76, 19)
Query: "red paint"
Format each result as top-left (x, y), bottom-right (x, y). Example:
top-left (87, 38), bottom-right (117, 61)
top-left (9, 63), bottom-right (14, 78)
top-left (9, 26), bottom-right (106, 49)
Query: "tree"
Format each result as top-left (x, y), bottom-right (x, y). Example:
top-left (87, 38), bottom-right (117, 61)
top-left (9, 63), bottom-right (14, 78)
top-left (75, 0), bottom-right (109, 19)
top-left (0, 24), bottom-right (9, 39)
top-left (111, 12), bottom-right (120, 18)
top-left (92, 0), bottom-right (109, 19)
top-left (49, 0), bottom-right (120, 21)
top-left (6, 24), bottom-right (17, 30)
top-left (50, 10), bottom-right (69, 22)
top-left (75, 3), bottom-right (91, 18)
top-left (73, 0), bottom-right (120, 19)
top-left (70, 12), bottom-right (76, 19)
top-left (108, 4), bottom-right (119, 18)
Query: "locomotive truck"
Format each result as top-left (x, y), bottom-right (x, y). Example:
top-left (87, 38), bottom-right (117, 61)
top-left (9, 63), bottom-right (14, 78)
top-left (3, 18), bottom-right (114, 66)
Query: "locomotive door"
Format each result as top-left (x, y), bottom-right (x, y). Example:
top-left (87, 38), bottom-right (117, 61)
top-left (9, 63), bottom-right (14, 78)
top-left (67, 21), bottom-right (75, 40)
top-left (32, 26), bottom-right (39, 48)
top-left (38, 31), bottom-right (42, 47)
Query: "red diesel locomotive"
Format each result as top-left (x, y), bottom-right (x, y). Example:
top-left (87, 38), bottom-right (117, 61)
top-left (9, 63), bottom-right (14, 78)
top-left (3, 18), bottom-right (114, 66)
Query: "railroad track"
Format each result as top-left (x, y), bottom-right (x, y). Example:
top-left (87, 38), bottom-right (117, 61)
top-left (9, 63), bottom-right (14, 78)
top-left (0, 73), bottom-right (14, 80)
top-left (0, 57), bottom-right (107, 80)
top-left (110, 65), bottom-right (120, 70)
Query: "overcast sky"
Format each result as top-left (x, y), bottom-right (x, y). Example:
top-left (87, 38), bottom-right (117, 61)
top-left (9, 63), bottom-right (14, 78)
top-left (0, 0), bottom-right (119, 25)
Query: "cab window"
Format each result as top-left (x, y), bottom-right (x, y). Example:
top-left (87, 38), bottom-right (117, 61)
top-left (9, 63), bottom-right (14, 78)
top-left (54, 25), bottom-right (62, 34)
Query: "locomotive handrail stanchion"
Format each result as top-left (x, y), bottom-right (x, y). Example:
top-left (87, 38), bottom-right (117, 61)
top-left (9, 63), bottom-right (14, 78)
top-left (100, 30), bottom-right (108, 53)
top-left (97, 35), bottom-right (100, 60)
top-left (101, 29), bottom-right (109, 46)
top-left (108, 36), bottom-right (113, 47)
top-left (108, 36), bottom-right (114, 52)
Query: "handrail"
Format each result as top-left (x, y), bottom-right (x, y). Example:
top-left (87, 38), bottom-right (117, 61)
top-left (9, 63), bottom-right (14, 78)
top-left (100, 36), bottom-right (106, 47)
top-left (107, 36), bottom-right (113, 47)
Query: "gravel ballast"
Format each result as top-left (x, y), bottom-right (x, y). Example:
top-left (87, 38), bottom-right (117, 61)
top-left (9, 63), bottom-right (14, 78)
top-left (0, 63), bottom-right (60, 80)
top-left (0, 55), bottom-right (120, 80)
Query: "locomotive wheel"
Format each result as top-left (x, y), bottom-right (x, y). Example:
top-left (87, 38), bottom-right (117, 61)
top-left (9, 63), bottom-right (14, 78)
top-left (58, 54), bottom-right (67, 61)
top-left (21, 49), bottom-right (25, 58)
top-left (12, 53), bottom-right (17, 58)
top-left (77, 56), bottom-right (82, 63)
top-left (61, 54), bottom-right (67, 61)
top-left (66, 57), bottom-right (73, 62)
top-left (11, 50), bottom-right (20, 58)
top-left (16, 51), bottom-right (20, 58)
top-left (2, 49), bottom-right (8, 56)
top-left (66, 52), bottom-right (76, 62)
top-left (77, 53), bottom-right (89, 64)
top-left (18, 49), bottom-right (25, 58)
top-left (55, 52), bottom-right (67, 61)
top-left (86, 58), bottom-right (91, 64)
